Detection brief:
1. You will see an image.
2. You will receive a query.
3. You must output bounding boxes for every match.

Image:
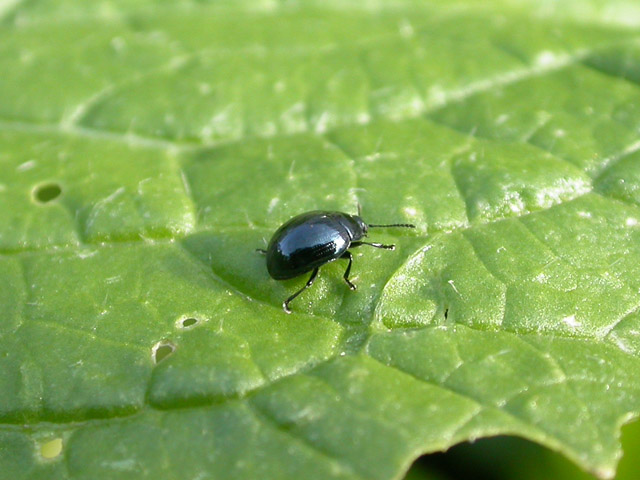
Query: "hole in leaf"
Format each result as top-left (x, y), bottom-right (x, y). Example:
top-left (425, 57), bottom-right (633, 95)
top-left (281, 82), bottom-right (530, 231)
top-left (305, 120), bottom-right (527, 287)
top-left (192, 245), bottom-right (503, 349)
top-left (40, 438), bottom-right (63, 459)
top-left (182, 317), bottom-right (197, 327)
top-left (33, 183), bottom-right (62, 203)
top-left (152, 341), bottom-right (175, 364)
top-left (176, 315), bottom-right (202, 329)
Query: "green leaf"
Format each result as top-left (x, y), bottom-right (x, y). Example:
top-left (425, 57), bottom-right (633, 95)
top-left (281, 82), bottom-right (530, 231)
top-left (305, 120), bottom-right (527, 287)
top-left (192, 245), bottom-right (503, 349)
top-left (1, 1), bottom-right (640, 479)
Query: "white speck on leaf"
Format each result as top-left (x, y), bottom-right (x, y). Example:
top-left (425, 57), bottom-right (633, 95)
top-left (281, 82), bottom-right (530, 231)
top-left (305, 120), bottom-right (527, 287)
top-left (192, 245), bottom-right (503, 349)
top-left (357, 112), bottom-right (370, 124)
top-left (399, 19), bottom-right (414, 38)
top-left (136, 177), bottom-right (152, 196)
top-left (17, 160), bottom-right (36, 171)
top-left (268, 197), bottom-right (280, 213)
top-left (535, 50), bottom-right (563, 67)
top-left (410, 97), bottom-right (424, 112)
top-left (198, 82), bottom-right (212, 95)
top-left (426, 85), bottom-right (447, 105)
top-left (180, 170), bottom-right (192, 198)
top-left (20, 50), bottom-right (34, 64)
top-left (403, 206), bottom-right (417, 216)
top-left (495, 113), bottom-right (509, 125)
top-left (86, 187), bottom-right (125, 228)
top-left (562, 314), bottom-right (581, 328)
top-left (110, 36), bottom-right (127, 53)
top-left (314, 111), bottom-right (330, 133)
top-left (534, 272), bottom-right (547, 283)
top-left (288, 160), bottom-right (296, 180)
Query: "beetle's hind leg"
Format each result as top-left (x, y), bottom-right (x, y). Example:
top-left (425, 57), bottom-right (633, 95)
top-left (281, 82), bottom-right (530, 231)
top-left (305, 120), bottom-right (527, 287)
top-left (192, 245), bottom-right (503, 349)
top-left (256, 248), bottom-right (267, 254)
top-left (340, 251), bottom-right (357, 290)
top-left (283, 267), bottom-right (319, 314)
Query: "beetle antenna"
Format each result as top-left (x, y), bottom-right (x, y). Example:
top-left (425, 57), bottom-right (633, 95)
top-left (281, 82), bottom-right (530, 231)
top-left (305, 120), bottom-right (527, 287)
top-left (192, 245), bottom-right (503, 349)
top-left (357, 202), bottom-right (362, 217)
top-left (368, 223), bottom-right (416, 228)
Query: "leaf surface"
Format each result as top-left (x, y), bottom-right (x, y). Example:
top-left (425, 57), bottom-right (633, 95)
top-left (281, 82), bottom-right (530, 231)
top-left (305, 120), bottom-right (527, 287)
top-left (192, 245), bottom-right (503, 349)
top-left (1, 1), bottom-right (640, 479)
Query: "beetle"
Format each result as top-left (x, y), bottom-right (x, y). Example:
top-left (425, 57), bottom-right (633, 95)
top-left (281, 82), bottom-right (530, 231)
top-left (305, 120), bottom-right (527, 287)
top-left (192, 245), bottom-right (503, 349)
top-left (257, 210), bottom-right (415, 313)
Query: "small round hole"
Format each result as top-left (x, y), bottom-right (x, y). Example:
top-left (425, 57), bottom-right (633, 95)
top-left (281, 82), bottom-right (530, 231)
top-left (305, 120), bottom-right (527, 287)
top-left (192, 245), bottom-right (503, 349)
top-left (40, 438), bottom-right (63, 459)
top-left (175, 315), bottom-right (204, 330)
top-left (152, 341), bottom-right (175, 364)
top-left (182, 317), bottom-right (197, 327)
top-left (34, 183), bottom-right (62, 203)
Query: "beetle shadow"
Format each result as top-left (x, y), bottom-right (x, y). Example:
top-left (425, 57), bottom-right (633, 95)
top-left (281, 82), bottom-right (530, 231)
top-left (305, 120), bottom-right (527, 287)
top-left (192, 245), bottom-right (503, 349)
top-left (179, 229), bottom-right (270, 297)
top-left (180, 229), bottom-right (351, 317)
top-left (179, 229), bottom-right (335, 314)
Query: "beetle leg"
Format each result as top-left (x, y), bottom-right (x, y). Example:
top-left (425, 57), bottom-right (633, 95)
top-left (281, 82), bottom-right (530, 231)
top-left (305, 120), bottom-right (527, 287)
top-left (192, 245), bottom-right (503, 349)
top-left (351, 241), bottom-right (395, 250)
top-left (340, 251), bottom-right (357, 290)
top-left (283, 267), bottom-right (319, 314)
top-left (255, 248), bottom-right (267, 254)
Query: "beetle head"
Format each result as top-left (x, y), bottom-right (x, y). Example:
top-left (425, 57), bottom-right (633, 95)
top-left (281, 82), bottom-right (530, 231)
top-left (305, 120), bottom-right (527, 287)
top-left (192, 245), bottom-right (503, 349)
top-left (352, 215), bottom-right (368, 238)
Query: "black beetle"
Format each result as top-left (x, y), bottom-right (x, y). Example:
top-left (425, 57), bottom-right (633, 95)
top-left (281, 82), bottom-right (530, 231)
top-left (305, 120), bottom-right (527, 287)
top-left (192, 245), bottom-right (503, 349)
top-left (258, 210), bottom-right (415, 313)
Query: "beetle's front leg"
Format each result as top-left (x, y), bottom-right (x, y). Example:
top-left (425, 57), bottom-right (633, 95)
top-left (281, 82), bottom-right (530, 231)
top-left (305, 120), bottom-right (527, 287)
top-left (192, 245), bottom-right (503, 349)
top-left (351, 241), bottom-right (395, 250)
